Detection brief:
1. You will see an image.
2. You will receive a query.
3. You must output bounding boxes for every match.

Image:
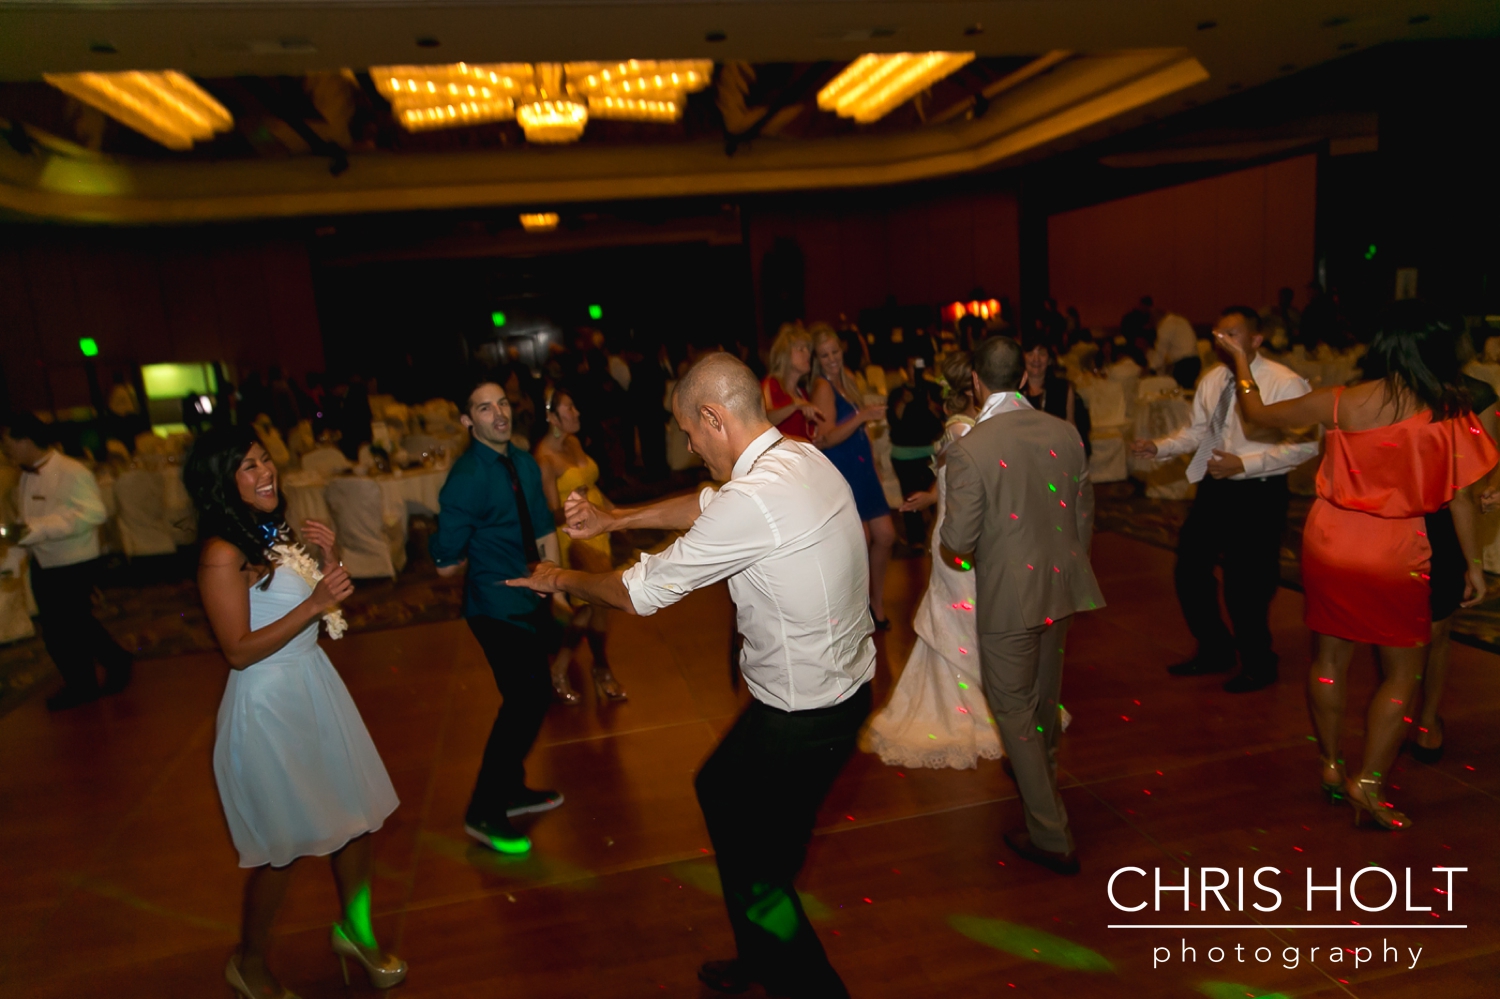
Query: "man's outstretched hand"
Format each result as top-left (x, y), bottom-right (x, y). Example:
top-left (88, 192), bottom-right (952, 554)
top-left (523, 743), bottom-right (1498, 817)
top-left (506, 561), bottom-right (566, 594)
top-left (563, 491), bottom-right (612, 540)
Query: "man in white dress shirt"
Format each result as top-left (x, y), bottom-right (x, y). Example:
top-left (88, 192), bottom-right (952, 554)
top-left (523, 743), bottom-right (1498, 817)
top-left (2, 412), bottom-right (133, 710)
top-left (1131, 307), bottom-right (1319, 693)
top-left (508, 353), bottom-right (872, 998)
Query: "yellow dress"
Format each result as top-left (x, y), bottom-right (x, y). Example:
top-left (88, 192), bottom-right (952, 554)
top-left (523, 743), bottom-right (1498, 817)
top-left (556, 457), bottom-right (612, 567)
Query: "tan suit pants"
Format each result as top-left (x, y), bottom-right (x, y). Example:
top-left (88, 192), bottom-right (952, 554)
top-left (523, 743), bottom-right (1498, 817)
top-left (979, 615), bottom-right (1073, 854)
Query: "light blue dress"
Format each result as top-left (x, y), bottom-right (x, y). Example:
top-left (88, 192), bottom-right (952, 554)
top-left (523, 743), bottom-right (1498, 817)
top-left (213, 567), bottom-right (398, 868)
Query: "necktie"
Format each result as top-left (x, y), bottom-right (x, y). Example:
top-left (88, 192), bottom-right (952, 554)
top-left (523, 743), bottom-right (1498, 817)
top-left (494, 450), bottom-right (540, 563)
top-left (1186, 378), bottom-right (1237, 484)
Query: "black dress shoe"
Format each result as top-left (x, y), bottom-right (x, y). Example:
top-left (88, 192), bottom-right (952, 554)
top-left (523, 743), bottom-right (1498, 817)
top-left (463, 815), bottom-right (531, 855)
top-left (1003, 829), bottom-right (1080, 876)
top-left (1223, 671), bottom-right (1277, 694)
top-left (1407, 717), bottom-right (1445, 764)
top-left (698, 959), bottom-right (756, 994)
top-left (1167, 656), bottom-right (1234, 677)
top-left (46, 687), bottom-right (101, 712)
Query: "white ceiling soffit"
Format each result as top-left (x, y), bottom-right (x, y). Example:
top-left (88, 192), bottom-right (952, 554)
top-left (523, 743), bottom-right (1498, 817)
top-left (0, 49), bottom-right (1207, 222)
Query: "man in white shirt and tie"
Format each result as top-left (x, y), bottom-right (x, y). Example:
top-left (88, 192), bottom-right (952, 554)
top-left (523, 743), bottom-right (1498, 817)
top-left (3, 412), bottom-right (133, 710)
top-left (508, 353), bottom-right (872, 998)
top-left (1131, 307), bottom-right (1319, 693)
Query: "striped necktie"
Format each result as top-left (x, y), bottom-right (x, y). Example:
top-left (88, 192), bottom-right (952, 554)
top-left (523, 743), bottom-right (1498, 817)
top-left (1186, 378), bottom-right (1237, 484)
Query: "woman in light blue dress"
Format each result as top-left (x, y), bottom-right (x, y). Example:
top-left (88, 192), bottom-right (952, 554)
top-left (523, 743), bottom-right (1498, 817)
top-left (185, 427), bottom-right (405, 999)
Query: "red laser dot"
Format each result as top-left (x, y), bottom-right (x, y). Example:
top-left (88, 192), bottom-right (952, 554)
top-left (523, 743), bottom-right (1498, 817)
top-left (999, 459), bottom-right (1008, 467)
top-left (845, 815), bottom-right (854, 821)
top-left (997, 860), bottom-right (1006, 865)
top-left (1318, 677), bottom-right (1334, 683)
top-left (1142, 789), bottom-right (1151, 795)
top-left (1156, 770), bottom-right (1163, 775)
top-left (1121, 715), bottom-right (1130, 721)
top-left (1010, 512), bottom-right (1019, 519)
top-left (1294, 846), bottom-right (1303, 852)
top-left (863, 897), bottom-right (872, 904)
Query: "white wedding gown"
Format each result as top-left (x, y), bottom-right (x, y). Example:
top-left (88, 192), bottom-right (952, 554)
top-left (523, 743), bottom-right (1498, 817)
top-left (213, 567), bottom-right (399, 868)
top-left (863, 416), bottom-right (1071, 770)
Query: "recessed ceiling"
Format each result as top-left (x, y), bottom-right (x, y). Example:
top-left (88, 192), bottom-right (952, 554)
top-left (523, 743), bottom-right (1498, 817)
top-left (0, 1), bottom-right (1492, 222)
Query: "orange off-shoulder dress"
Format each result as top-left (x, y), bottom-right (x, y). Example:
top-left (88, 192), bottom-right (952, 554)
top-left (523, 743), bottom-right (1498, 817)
top-left (1301, 387), bottom-right (1499, 647)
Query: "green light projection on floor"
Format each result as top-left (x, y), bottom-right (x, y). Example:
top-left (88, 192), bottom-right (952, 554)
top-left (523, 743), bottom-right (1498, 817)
top-left (1198, 983), bottom-right (1291, 999)
top-left (342, 882), bottom-right (378, 949)
top-left (948, 915), bottom-right (1114, 972)
top-left (745, 884), bottom-right (799, 941)
top-left (667, 860), bottom-right (834, 922)
top-left (489, 834), bottom-right (531, 855)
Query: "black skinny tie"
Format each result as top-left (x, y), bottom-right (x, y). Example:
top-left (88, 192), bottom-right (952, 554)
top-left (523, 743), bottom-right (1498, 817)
top-left (494, 449), bottom-right (540, 564)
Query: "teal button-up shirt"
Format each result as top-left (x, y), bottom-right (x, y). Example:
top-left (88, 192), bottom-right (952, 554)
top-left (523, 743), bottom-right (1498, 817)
top-left (429, 440), bottom-right (557, 629)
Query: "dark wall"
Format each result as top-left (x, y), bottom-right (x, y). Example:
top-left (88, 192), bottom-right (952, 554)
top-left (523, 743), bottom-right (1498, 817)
top-left (1, 226), bottom-right (324, 413)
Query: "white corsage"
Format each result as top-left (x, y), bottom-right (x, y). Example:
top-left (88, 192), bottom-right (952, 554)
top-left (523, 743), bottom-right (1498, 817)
top-left (269, 541), bottom-right (348, 639)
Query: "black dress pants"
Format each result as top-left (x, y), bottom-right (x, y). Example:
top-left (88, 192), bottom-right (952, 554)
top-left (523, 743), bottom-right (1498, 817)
top-left (465, 615), bottom-right (555, 822)
top-left (31, 557), bottom-right (131, 696)
top-left (694, 682), bottom-right (871, 999)
top-left (1173, 475), bottom-right (1289, 675)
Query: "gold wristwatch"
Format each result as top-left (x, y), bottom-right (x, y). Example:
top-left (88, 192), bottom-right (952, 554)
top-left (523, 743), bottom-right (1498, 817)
top-left (1237, 378), bottom-right (1259, 396)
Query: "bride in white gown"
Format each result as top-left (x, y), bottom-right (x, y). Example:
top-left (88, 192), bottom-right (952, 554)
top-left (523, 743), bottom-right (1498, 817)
top-left (864, 352), bottom-right (1069, 769)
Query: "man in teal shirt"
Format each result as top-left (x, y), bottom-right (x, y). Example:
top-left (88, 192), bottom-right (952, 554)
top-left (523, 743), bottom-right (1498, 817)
top-left (432, 380), bottom-right (564, 852)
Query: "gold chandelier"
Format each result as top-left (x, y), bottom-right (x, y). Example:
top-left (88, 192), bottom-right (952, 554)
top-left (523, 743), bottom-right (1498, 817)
top-left (817, 52), bottom-right (976, 123)
top-left (372, 59), bottom-right (713, 143)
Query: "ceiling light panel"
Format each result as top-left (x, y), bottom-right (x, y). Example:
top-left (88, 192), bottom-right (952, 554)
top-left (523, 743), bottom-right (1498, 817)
top-left (818, 52), bottom-right (976, 123)
top-left (373, 62), bottom-right (532, 130)
top-left (43, 70), bottom-right (232, 150)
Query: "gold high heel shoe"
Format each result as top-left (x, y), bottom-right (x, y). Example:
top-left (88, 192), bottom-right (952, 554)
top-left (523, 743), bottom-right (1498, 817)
top-left (1319, 755), bottom-right (1346, 804)
top-left (225, 955), bottom-right (300, 999)
top-left (330, 923), bottom-right (408, 989)
top-left (586, 632), bottom-right (627, 702)
top-left (551, 655), bottom-right (581, 705)
top-left (1346, 776), bottom-right (1411, 831)
top-left (592, 665), bottom-right (628, 703)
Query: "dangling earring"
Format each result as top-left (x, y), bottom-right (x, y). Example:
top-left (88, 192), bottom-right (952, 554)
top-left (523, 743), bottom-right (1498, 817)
top-left (552, 424), bottom-right (564, 440)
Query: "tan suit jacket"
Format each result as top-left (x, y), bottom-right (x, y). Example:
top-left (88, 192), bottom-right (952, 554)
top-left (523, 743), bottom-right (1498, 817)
top-left (940, 406), bottom-right (1105, 632)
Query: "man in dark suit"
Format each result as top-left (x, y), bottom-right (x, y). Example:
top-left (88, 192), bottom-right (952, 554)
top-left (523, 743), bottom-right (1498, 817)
top-left (940, 336), bottom-right (1105, 875)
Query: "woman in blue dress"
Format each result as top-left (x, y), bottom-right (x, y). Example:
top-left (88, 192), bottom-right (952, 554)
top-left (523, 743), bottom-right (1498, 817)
top-left (811, 325), bottom-right (895, 627)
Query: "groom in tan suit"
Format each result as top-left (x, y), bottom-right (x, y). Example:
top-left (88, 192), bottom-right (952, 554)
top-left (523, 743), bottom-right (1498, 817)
top-left (941, 336), bottom-right (1105, 875)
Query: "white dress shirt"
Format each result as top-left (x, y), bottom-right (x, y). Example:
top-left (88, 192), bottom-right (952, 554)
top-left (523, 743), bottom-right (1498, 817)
top-left (621, 426), bottom-right (875, 711)
top-left (16, 450), bottom-right (107, 567)
top-left (1152, 354), bottom-right (1319, 479)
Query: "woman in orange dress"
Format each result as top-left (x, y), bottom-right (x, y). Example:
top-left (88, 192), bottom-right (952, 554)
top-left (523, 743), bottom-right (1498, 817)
top-left (762, 323), bottom-right (821, 442)
top-left (1218, 301), bottom-right (1495, 830)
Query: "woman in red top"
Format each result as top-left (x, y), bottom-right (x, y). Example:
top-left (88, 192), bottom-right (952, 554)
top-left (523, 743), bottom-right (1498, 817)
top-left (1220, 301), bottom-right (1496, 830)
top-left (762, 323), bottom-right (821, 442)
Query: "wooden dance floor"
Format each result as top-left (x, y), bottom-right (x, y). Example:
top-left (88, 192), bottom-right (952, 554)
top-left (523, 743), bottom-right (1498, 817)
top-left (2, 534), bottom-right (1497, 998)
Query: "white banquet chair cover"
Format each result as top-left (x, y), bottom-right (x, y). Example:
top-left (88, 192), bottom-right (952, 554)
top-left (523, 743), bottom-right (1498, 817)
top-left (324, 476), bottom-right (406, 579)
top-left (1130, 381), bottom-right (1194, 499)
top-left (301, 446), bottom-right (353, 477)
top-left (160, 463), bottom-right (197, 545)
top-left (280, 470), bottom-right (332, 538)
top-left (1076, 375), bottom-right (1129, 483)
top-left (114, 467), bottom-right (178, 556)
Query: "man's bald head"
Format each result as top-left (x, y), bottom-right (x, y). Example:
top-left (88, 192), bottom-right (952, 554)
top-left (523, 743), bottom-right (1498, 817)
top-left (675, 353), bottom-right (766, 426)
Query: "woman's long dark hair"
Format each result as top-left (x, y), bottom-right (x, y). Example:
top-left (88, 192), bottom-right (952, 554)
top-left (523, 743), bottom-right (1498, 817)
top-left (1364, 300), bottom-right (1470, 420)
top-left (184, 426), bottom-right (286, 584)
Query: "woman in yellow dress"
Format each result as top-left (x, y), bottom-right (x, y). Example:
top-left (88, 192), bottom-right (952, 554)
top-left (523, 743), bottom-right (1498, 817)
top-left (534, 387), bottom-right (628, 704)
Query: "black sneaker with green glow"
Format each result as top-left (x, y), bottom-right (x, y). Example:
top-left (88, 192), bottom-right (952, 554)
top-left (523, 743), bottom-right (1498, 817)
top-left (464, 816), bottom-right (532, 855)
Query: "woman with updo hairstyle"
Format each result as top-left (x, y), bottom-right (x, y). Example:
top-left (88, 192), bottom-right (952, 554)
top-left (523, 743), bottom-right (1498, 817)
top-left (184, 426), bottom-right (405, 999)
